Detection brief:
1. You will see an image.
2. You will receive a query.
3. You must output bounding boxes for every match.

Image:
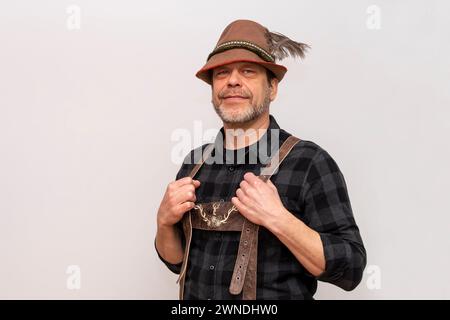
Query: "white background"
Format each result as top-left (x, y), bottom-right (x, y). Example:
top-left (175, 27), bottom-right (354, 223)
top-left (0, 0), bottom-right (449, 299)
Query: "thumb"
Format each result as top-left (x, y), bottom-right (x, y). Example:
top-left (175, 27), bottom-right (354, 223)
top-left (267, 179), bottom-right (277, 190)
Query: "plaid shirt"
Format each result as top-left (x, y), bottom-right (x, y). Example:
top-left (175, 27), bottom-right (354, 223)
top-left (156, 115), bottom-right (366, 299)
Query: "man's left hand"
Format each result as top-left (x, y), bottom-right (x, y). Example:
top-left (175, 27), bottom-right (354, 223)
top-left (231, 172), bottom-right (289, 229)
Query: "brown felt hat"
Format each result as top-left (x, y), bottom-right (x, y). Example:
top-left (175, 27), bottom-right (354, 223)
top-left (195, 19), bottom-right (309, 85)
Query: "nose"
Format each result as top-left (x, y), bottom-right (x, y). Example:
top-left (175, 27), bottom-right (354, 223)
top-left (227, 68), bottom-right (242, 87)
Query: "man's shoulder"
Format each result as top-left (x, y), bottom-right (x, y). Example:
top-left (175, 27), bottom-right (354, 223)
top-left (183, 143), bottom-right (213, 164)
top-left (285, 133), bottom-right (327, 161)
top-left (175, 143), bottom-right (213, 179)
top-left (283, 134), bottom-right (343, 173)
top-left (289, 136), bottom-right (347, 183)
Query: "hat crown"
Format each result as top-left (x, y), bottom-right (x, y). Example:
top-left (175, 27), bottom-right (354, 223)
top-left (215, 20), bottom-right (270, 52)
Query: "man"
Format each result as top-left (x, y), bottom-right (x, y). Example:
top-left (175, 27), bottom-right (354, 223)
top-left (155, 19), bottom-right (366, 300)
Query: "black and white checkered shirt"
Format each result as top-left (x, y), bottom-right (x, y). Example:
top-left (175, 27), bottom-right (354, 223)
top-left (156, 115), bottom-right (366, 299)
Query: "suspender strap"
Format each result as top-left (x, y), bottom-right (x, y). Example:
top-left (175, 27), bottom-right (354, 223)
top-left (176, 143), bottom-right (215, 299)
top-left (229, 135), bottom-right (300, 299)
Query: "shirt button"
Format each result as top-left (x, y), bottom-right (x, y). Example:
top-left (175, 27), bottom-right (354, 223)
top-left (228, 166), bottom-right (235, 172)
top-left (209, 265), bottom-right (215, 270)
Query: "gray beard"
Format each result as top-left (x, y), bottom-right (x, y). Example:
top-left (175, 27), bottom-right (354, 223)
top-left (212, 90), bottom-right (271, 124)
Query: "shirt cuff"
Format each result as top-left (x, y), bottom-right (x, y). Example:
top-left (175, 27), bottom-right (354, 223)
top-left (154, 238), bottom-right (183, 275)
top-left (315, 233), bottom-right (365, 291)
top-left (316, 233), bottom-right (346, 281)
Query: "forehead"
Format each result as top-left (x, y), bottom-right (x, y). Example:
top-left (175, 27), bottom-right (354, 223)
top-left (213, 61), bottom-right (265, 70)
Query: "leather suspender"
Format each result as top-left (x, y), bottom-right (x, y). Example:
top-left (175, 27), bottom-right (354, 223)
top-left (229, 135), bottom-right (300, 299)
top-left (176, 143), bottom-right (215, 300)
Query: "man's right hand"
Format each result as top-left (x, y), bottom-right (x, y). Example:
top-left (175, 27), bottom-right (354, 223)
top-left (157, 177), bottom-right (201, 227)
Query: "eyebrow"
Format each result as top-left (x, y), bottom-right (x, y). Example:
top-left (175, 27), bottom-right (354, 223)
top-left (216, 64), bottom-right (258, 71)
top-left (240, 64), bottom-right (258, 68)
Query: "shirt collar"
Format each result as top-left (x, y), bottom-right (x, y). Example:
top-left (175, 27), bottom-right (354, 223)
top-left (212, 114), bottom-right (282, 165)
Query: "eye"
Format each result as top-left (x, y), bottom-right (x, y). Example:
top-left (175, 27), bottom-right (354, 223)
top-left (242, 69), bottom-right (255, 75)
top-left (215, 69), bottom-right (228, 76)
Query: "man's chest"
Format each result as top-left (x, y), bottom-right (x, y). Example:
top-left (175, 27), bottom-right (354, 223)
top-left (190, 161), bottom-right (306, 220)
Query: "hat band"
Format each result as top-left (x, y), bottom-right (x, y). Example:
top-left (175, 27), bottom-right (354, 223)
top-left (207, 40), bottom-right (275, 63)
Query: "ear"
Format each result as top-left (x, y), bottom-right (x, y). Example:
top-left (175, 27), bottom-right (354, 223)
top-left (269, 78), bottom-right (279, 101)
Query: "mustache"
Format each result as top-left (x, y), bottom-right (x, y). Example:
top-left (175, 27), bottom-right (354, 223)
top-left (218, 90), bottom-right (252, 99)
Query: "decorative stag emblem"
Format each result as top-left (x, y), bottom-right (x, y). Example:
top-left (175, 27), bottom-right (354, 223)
top-left (193, 201), bottom-right (238, 228)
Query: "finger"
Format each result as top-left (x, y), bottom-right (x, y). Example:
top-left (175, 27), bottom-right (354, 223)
top-left (172, 191), bottom-right (196, 205)
top-left (172, 176), bottom-right (194, 188)
top-left (239, 180), bottom-right (252, 195)
top-left (192, 180), bottom-right (201, 188)
top-left (236, 188), bottom-right (253, 206)
top-left (239, 180), bottom-right (261, 198)
top-left (231, 196), bottom-right (251, 216)
top-left (244, 172), bottom-right (261, 187)
top-left (172, 184), bottom-right (196, 204)
top-left (174, 201), bottom-right (195, 215)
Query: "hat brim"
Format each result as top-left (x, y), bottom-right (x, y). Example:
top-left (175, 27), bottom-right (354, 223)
top-left (195, 48), bottom-right (287, 85)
